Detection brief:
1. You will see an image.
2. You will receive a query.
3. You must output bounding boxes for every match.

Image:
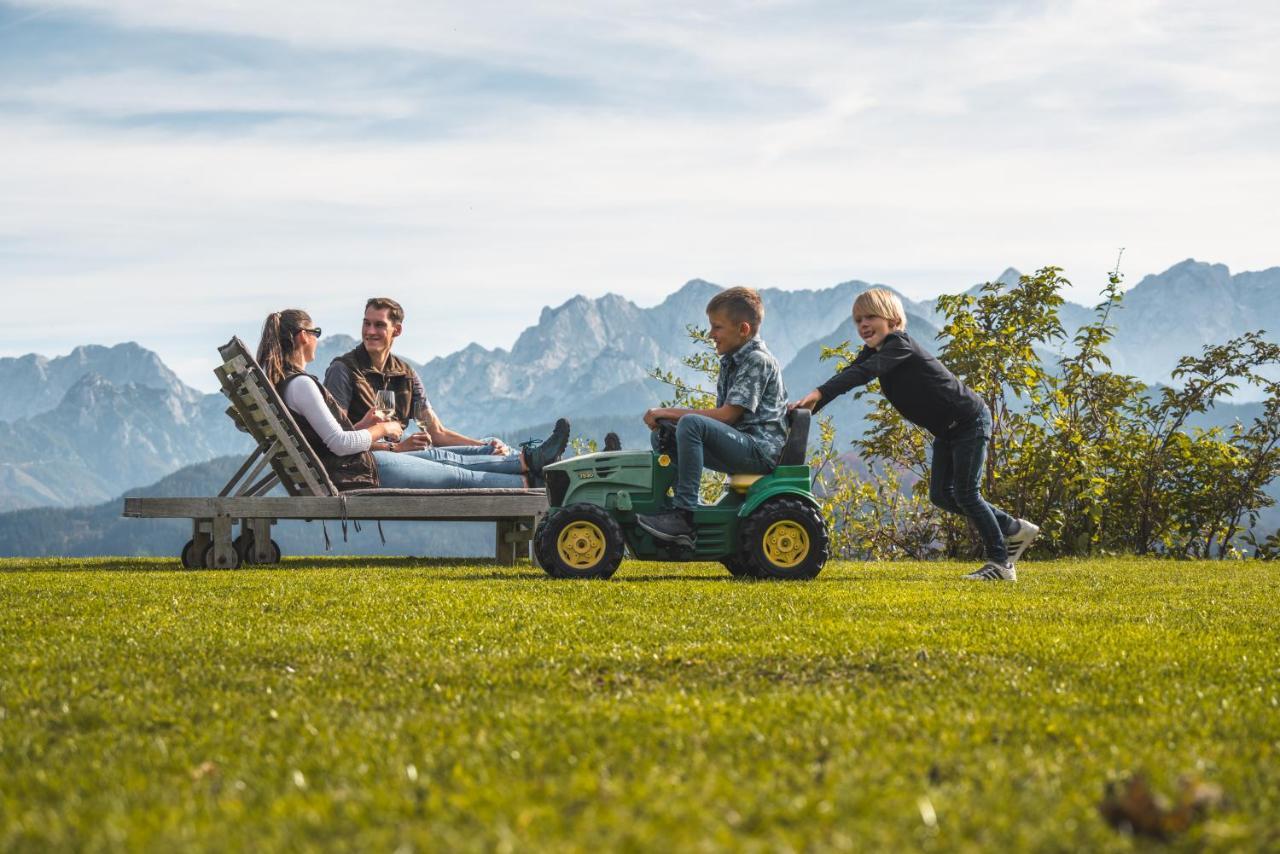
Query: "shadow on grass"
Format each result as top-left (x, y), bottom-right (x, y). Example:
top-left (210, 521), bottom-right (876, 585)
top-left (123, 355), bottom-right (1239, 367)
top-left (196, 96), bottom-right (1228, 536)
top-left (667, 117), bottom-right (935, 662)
top-left (0, 558), bottom-right (188, 574)
top-left (1, 556), bottom-right (862, 582)
top-left (0, 556), bottom-right (532, 575)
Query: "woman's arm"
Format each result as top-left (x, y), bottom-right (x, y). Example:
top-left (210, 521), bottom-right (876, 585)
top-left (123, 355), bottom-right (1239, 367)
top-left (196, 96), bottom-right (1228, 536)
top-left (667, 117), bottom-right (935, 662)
top-left (283, 379), bottom-right (399, 455)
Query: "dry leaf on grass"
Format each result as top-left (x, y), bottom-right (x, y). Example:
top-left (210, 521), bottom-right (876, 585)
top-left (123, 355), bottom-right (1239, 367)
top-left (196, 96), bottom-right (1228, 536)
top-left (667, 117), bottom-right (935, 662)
top-left (189, 761), bottom-right (220, 781)
top-left (1099, 773), bottom-right (1224, 840)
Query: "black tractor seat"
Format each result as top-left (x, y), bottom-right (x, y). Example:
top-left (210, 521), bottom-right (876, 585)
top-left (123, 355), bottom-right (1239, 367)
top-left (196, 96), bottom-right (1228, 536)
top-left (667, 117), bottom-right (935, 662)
top-left (727, 409), bottom-right (811, 492)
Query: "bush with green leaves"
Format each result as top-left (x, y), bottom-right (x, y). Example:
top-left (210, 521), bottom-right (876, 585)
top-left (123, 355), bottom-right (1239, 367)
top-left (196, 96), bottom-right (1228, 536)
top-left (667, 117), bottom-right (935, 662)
top-left (649, 324), bottom-right (727, 503)
top-left (659, 268), bottom-right (1280, 559)
top-left (825, 266), bottom-right (1280, 559)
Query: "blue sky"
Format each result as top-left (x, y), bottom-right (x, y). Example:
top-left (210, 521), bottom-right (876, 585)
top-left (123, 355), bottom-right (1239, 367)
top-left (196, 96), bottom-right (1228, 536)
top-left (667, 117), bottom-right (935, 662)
top-left (2, 0), bottom-right (1278, 390)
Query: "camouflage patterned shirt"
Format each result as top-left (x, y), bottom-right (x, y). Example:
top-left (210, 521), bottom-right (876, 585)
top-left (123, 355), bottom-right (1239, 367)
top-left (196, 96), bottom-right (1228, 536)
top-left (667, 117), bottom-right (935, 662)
top-left (717, 337), bottom-right (789, 462)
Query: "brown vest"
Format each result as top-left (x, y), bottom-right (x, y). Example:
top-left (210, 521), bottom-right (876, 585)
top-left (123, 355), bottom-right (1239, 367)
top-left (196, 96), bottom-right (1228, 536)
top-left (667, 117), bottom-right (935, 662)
top-left (279, 371), bottom-right (379, 492)
top-left (335, 346), bottom-right (416, 428)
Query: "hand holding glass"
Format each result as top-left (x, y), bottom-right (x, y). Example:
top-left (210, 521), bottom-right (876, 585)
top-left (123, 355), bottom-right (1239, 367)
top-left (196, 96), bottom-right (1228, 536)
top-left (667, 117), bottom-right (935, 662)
top-left (374, 390), bottom-right (396, 420)
top-left (413, 400), bottom-right (434, 447)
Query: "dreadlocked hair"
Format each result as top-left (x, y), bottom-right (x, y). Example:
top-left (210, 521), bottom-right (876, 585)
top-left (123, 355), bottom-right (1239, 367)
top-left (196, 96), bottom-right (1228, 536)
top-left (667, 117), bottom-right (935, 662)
top-left (256, 309), bottom-right (312, 386)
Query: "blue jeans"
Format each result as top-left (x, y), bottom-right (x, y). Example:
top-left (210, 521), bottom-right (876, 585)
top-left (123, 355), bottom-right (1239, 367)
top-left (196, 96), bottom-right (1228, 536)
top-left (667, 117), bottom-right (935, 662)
top-left (373, 451), bottom-right (526, 489)
top-left (409, 445), bottom-right (523, 475)
top-left (654, 414), bottom-right (773, 511)
top-left (929, 407), bottom-right (1016, 562)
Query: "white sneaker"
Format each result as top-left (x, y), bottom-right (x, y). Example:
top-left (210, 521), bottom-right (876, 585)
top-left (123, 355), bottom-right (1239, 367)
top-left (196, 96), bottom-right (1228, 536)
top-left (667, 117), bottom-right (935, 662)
top-left (962, 561), bottom-right (1017, 581)
top-left (1006, 518), bottom-right (1041, 562)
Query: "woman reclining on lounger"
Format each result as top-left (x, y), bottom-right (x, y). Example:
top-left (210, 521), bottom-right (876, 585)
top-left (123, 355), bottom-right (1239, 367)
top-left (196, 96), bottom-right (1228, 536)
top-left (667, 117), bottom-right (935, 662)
top-left (256, 309), bottom-right (568, 490)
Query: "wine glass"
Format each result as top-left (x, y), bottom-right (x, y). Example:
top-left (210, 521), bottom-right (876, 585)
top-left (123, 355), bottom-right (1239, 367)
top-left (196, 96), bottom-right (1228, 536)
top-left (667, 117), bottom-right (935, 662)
top-left (374, 390), bottom-right (396, 420)
top-left (412, 399), bottom-right (433, 446)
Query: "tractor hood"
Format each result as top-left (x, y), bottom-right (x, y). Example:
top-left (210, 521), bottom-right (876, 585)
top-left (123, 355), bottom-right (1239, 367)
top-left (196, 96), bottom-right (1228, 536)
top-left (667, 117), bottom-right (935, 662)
top-left (544, 450), bottom-right (653, 472)
top-left (542, 450), bottom-right (658, 509)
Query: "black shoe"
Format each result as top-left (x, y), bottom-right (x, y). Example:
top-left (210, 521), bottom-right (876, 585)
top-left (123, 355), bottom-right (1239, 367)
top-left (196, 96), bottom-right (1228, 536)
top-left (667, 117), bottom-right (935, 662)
top-left (603, 432), bottom-right (622, 452)
top-left (636, 509), bottom-right (696, 548)
top-left (523, 418), bottom-right (570, 477)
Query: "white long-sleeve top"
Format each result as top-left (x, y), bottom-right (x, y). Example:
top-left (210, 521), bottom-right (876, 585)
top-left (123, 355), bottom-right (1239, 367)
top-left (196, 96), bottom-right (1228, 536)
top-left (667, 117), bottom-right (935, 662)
top-left (282, 375), bottom-right (373, 456)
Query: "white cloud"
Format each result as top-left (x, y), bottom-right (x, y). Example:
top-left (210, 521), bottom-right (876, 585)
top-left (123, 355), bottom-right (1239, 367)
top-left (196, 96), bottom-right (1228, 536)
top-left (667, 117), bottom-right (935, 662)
top-left (0, 69), bottom-right (420, 119)
top-left (1, 0), bottom-right (1278, 389)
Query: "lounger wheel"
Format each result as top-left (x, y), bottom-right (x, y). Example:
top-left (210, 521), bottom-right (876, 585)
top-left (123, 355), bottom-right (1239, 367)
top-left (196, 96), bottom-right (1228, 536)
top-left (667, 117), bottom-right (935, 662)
top-left (234, 532), bottom-right (282, 565)
top-left (202, 542), bottom-right (242, 570)
top-left (180, 539), bottom-right (201, 569)
top-left (535, 503), bottom-right (624, 580)
top-left (741, 497), bottom-right (829, 580)
top-left (720, 553), bottom-right (759, 578)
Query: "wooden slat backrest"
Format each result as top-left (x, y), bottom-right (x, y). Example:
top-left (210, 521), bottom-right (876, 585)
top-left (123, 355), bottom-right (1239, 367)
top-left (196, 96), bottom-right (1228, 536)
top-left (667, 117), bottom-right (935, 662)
top-left (214, 337), bottom-right (339, 497)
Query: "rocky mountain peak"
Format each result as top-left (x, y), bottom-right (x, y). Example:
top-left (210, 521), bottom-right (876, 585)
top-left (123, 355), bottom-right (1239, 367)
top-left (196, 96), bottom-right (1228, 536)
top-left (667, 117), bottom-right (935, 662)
top-left (312, 334), bottom-right (360, 370)
top-left (510, 292), bottom-right (647, 367)
top-left (997, 268), bottom-right (1023, 287)
top-left (658, 279), bottom-right (722, 309)
top-left (56, 371), bottom-right (111, 409)
top-left (0, 341), bottom-right (201, 422)
top-left (1130, 259), bottom-right (1231, 295)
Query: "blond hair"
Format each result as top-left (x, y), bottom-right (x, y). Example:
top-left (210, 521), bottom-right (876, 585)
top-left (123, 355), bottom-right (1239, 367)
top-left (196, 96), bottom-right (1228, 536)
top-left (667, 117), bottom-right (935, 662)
top-left (852, 289), bottom-right (906, 330)
top-left (706, 286), bottom-right (765, 331)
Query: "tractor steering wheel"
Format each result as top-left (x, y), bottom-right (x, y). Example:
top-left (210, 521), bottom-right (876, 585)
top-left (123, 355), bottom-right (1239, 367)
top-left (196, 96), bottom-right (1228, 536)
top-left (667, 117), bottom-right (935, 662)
top-left (654, 418), bottom-right (679, 455)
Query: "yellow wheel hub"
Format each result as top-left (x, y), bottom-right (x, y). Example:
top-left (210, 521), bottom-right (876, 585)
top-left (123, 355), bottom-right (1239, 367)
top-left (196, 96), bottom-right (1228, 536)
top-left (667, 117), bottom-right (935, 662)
top-left (557, 521), bottom-right (607, 569)
top-left (762, 520), bottom-right (810, 568)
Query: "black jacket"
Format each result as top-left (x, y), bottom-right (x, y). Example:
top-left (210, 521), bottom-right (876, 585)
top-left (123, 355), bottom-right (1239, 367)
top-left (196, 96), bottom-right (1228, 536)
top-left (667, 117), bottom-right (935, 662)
top-left (815, 331), bottom-right (984, 436)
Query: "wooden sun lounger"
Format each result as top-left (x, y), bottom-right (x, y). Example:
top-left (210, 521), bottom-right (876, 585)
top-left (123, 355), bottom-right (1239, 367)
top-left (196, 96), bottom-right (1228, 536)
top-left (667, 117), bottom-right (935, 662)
top-left (123, 337), bottom-right (547, 568)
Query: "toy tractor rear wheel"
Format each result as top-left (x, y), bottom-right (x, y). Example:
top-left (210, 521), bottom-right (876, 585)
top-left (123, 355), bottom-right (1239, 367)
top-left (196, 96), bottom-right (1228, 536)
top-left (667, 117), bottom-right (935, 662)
top-left (720, 554), bottom-right (759, 578)
top-left (741, 497), bottom-right (829, 580)
top-left (535, 503), bottom-right (625, 579)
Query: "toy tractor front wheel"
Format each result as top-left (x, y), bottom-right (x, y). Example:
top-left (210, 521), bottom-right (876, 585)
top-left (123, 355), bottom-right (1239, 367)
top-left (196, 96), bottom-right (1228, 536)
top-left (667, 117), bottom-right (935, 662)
top-left (531, 514), bottom-right (553, 570)
top-left (535, 504), bottom-right (625, 579)
top-left (741, 497), bottom-right (829, 580)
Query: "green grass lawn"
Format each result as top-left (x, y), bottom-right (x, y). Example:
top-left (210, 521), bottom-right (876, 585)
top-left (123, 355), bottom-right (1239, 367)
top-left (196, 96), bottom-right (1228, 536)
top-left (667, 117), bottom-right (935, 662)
top-left (2, 557), bottom-right (1278, 851)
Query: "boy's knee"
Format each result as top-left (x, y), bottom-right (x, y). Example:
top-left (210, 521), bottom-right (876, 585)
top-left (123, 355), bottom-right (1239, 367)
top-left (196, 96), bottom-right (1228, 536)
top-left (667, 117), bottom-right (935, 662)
top-left (675, 414), bottom-right (713, 440)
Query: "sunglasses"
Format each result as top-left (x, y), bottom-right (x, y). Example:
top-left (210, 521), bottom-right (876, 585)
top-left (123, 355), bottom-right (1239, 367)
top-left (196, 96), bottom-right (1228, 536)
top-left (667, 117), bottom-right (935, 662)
top-left (301, 327), bottom-right (323, 338)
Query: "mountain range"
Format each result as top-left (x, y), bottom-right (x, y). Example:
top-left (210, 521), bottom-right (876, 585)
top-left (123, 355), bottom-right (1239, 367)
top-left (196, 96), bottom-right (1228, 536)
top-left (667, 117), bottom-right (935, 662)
top-left (0, 455), bottom-right (494, 559)
top-left (0, 258), bottom-right (1277, 551)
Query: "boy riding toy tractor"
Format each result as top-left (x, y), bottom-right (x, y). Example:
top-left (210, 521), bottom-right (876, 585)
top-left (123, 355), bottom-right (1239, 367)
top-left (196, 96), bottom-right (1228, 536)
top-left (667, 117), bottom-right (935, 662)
top-left (532, 411), bottom-right (829, 579)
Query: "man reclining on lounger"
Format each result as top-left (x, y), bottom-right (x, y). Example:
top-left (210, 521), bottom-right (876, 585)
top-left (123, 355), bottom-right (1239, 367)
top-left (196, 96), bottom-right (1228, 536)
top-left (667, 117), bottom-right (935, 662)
top-left (256, 307), bottom-right (567, 490)
top-left (324, 297), bottom-right (569, 482)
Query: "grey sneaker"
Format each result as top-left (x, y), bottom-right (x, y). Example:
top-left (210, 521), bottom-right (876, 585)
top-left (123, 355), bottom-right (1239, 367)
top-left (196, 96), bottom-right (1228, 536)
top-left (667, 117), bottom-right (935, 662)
top-left (1005, 518), bottom-right (1041, 562)
top-left (635, 509), bottom-right (696, 549)
top-left (962, 561), bottom-right (1017, 581)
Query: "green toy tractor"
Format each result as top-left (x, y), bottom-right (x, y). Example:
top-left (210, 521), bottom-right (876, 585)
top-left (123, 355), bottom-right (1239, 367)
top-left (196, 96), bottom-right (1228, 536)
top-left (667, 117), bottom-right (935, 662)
top-left (533, 411), bottom-right (829, 580)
